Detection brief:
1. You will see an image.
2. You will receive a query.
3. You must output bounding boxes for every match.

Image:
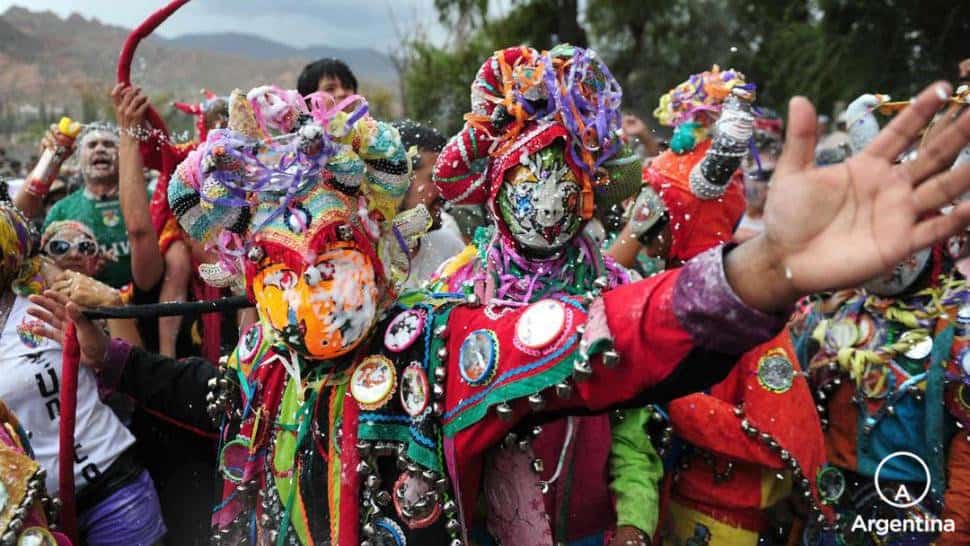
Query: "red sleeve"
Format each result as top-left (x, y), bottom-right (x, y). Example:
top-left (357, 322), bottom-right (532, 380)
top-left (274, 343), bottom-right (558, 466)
top-left (668, 392), bottom-right (783, 468)
top-left (938, 437), bottom-right (970, 545)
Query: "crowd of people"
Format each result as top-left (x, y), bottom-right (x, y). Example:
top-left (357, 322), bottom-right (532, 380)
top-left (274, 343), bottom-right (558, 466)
top-left (0, 28), bottom-right (969, 546)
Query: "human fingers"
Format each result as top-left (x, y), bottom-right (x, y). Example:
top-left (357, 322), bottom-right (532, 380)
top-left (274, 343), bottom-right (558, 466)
top-left (910, 163), bottom-right (970, 214)
top-left (866, 82), bottom-right (951, 162)
top-left (26, 298), bottom-right (64, 331)
top-left (904, 107), bottom-right (970, 185)
top-left (910, 200), bottom-right (970, 251)
top-left (774, 96), bottom-right (817, 178)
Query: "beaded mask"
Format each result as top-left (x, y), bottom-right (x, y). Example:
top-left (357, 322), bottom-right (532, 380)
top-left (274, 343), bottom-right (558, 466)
top-left (496, 145), bottom-right (582, 254)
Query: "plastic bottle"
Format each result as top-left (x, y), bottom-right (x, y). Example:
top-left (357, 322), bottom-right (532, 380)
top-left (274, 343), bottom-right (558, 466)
top-left (25, 117), bottom-right (83, 196)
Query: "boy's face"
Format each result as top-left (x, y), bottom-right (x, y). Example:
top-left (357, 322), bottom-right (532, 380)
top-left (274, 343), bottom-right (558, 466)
top-left (403, 150), bottom-right (441, 211)
top-left (317, 76), bottom-right (354, 110)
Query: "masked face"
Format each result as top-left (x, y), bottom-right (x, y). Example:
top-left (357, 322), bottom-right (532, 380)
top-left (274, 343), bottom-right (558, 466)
top-left (497, 145), bottom-right (582, 254)
top-left (253, 247), bottom-right (378, 360)
top-left (862, 248), bottom-right (931, 296)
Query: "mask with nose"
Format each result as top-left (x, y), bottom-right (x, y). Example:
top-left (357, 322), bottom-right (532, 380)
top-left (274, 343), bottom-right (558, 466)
top-left (496, 144), bottom-right (582, 255)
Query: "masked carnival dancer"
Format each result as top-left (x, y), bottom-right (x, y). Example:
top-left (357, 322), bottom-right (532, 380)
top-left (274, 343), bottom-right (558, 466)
top-left (26, 49), bottom-right (970, 546)
top-left (0, 399), bottom-right (70, 546)
top-left (426, 45), bottom-right (656, 546)
top-left (612, 68), bottom-right (830, 546)
top-left (798, 96), bottom-right (970, 546)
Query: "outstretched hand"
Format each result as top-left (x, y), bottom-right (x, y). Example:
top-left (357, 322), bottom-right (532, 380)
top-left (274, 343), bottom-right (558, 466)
top-left (27, 290), bottom-right (109, 369)
top-left (729, 82), bottom-right (970, 311)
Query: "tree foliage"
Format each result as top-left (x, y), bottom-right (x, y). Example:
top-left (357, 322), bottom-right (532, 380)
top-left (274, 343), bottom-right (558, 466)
top-left (403, 0), bottom-right (968, 137)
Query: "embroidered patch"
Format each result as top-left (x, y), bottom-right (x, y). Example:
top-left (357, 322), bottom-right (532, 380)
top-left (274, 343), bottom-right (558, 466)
top-left (757, 350), bottom-right (795, 393)
top-left (904, 336), bottom-right (933, 360)
top-left (400, 363), bottom-right (430, 417)
top-left (816, 465), bottom-right (846, 504)
top-left (385, 309), bottom-right (426, 353)
top-left (827, 320), bottom-right (858, 349)
top-left (351, 356), bottom-right (398, 410)
top-left (393, 471), bottom-right (442, 529)
top-left (459, 329), bottom-right (499, 386)
top-left (101, 209), bottom-right (120, 227)
top-left (238, 324), bottom-right (264, 364)
top-left (514, 299), bottom-right (567, 351)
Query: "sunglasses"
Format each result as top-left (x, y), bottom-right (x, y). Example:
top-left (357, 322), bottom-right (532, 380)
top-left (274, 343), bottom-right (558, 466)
top-left (45, 238), bottom-right (98, 257)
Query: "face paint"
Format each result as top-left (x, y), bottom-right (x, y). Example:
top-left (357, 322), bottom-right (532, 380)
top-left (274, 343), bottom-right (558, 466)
top-left (497, 144), bottom-right (582, 254)
top-left (862, 248), bottom-right (931, 296)
top-left (253, 247), bottom-right (378, 359)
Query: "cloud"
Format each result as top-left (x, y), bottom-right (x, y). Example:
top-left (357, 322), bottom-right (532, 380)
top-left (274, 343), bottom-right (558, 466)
top-left (0, 0), bottom-right (444, 50)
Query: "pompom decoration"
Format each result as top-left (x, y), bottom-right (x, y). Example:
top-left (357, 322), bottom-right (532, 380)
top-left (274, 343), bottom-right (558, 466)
top-left (169, 85), bottom-right (412, 298)
top-left (653, 65), bottom-right (754, 128)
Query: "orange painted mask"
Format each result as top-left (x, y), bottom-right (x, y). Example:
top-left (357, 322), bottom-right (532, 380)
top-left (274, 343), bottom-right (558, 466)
top-left (252, 246), bottom-right (379, 360)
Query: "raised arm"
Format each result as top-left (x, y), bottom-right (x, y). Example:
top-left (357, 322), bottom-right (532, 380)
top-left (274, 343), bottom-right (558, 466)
top-left (112, 83), bottom-right (165, 291)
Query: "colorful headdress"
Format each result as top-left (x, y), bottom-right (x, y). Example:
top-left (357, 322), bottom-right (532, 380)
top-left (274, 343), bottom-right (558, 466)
top-left (40, 220), bottom-right (98, 250)
top-left (173, 89), bottom-right (228, 144)
top-left (653, 65), bottom-right (753, 128)
top-left (433, 44), bottom-right (641, 218)
top-left (168, 85), bottom-right (413, 299)
top-left (0, 202), bottom-right (41, 294)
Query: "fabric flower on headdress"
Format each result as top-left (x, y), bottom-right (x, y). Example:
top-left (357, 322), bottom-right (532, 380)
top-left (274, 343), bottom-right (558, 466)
top-left (434, 44), bottom-right (641, 220)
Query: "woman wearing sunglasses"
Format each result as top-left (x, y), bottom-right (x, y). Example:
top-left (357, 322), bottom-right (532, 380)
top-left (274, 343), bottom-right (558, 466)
top-left (41, 221), bottom-right (112, 279)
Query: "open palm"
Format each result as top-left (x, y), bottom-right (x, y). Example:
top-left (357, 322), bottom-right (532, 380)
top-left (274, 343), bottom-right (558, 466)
top-left (761, 82), bottom-right (970, 295)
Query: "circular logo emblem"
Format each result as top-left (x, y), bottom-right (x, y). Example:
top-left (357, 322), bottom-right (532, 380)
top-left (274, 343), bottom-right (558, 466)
top-left (757, 350), bottom-right (795, 393)
top-left (16, 319), bottom-right (43, 349)
top-left (384, 309), bottom-right (427, 353)
top-left (459, 329), bottom-right (499, 386)
top-left (874, 451), bottom-right (931, 509)
top-left (904, 336), bottom-right (933, 361)
top-left (351, 356), bottom-right (397, 410)
top-left (399, 363), bottom-right (430, 417)
top-left (816, 465), bottom-right (846, 504)
top-left (515, 299), bottom-right (567, 350)
top-left (238, 324), bottom-right (264, 364)
top-left (827, 320), bottom-right (859, 349)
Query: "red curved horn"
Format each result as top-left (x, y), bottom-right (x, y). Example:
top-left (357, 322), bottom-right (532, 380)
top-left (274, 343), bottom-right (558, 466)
top-left (116, 0), bottom-right (191, 139)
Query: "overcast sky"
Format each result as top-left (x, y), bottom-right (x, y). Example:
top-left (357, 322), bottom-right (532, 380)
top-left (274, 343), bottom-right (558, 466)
top-left (0, 0), bottom-right (454, 51)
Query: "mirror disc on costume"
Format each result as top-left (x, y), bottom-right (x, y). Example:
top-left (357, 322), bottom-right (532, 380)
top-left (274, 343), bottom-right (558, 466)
top-left (373, 517), bottom-right (406, 545)
top-left (393, 471), bottom-right (442, 529)
top-left (757, 351), bottom-right (795, 393)
top-left (351, 356), bottom-right (398, 410)
top-left (816, 466), bottom-right (846, 504)
top-left (384, 309), bottom-right (427, 353)
top-left (904, 336), bottom-right (933, 360)
top-left (17, 528), bottom-right (58, 546)
top-left (515, 299), bottom-right (566, 350)
top-left (399, 363), bottom-right (430, 417)
top-left (459, 330), bottom-right (499, 386)
top-left (827, 320), bottom-right (859, 349)
top-left (960, 348), bottom-right (970, 376)
top-left (218, 438), bottom-right (251, 483)
top-left (0, 480), bottom-right (7, 512)
top-left (238, 325), bottom-right (264, 364)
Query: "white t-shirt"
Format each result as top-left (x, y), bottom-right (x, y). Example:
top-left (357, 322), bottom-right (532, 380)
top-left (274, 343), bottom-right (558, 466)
top-left (0, 295), bottom-right (134, 494)
top-left (403, 212), bottom-right (467, 290)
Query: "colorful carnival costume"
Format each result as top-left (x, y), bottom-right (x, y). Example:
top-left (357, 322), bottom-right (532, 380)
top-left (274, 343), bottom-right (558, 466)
top-left (621, 70), bottom-right (830, 546)
top-left (799, 250), bottom-right (970, 545)
top-left (0, 400), bottom-right (69, 546)
top-left (90, 47), bottom-right (790, 546)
